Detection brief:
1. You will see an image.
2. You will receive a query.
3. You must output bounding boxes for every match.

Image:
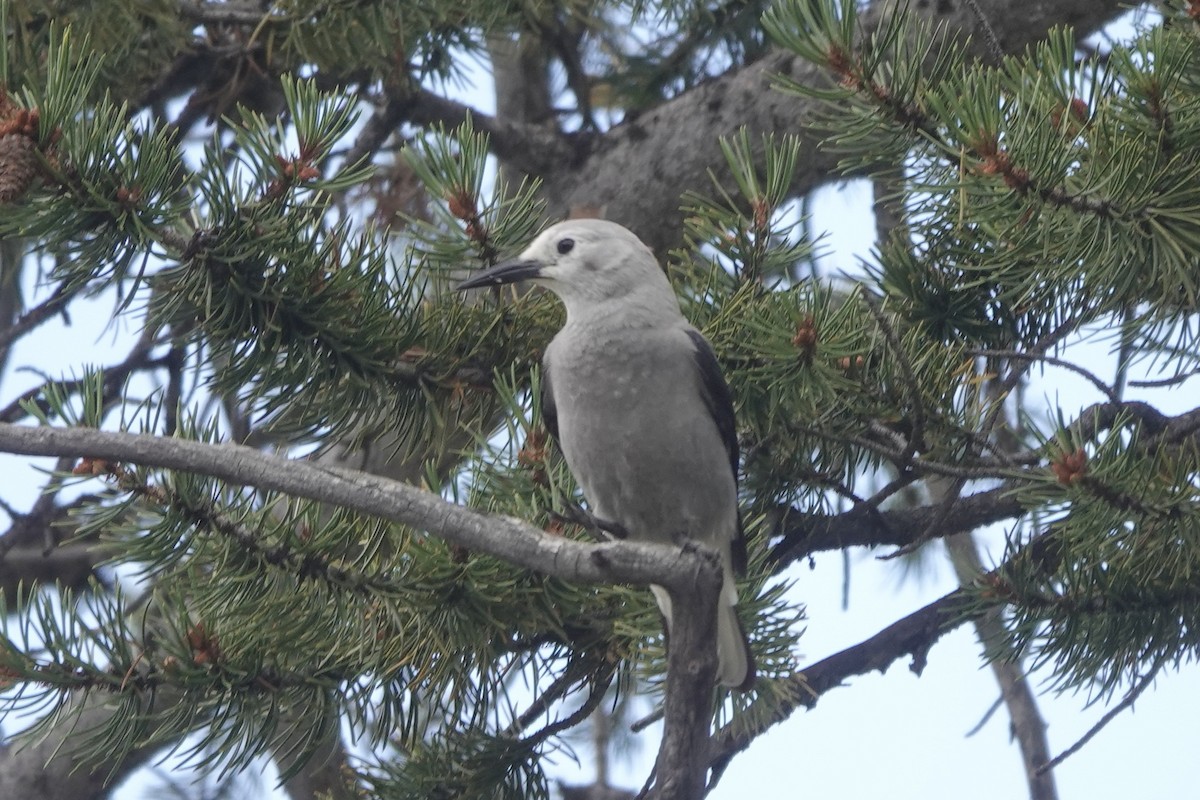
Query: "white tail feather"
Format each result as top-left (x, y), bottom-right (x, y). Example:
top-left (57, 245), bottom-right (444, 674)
top-left (649, 582), bottom-right (753, 689)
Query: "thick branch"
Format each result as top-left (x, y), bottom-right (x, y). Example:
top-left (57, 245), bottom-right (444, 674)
top-left (530, 0), bottom-right (1126, 253)
top-left (178, 0), bottom-right (270, 25)
top-left (711, 527), bottom-right (1071, 770)
top-left (652, 568), bottom-right (720, 800)
top-left (0, 687), bottom-right (185, 800)
top-left (708, 586), bottom-right (974, 768)
top-left (768, 485), bottom-right (1026, 567)
top-left (0, 541), bottom-right (112, 604)
top-left (346, 86), bottom-right (575, 179)
top-left (276, 708), bottom-right (355, 800)
top-left (0, 423), bottom-right (703, 592)
top-left (0, 422), bottom-right (726, 796)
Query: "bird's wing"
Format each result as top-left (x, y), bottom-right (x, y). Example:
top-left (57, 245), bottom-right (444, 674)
top-left (539, 359), bottom-right (560, 443)
top-left (685, 328), bottom-right (748, 575)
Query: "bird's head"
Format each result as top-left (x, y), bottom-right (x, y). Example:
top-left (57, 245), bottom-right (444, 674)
top-left (456, 219), bottom-right (676, 317)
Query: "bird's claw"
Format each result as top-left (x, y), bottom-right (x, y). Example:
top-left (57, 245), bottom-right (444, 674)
top-left (554, 503), bottom-right (630, 541)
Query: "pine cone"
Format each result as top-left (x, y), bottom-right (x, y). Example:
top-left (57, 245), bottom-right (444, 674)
top-left (0, 133), bottom-right (36, 204)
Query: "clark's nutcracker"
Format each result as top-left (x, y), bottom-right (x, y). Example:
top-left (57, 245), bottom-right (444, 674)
top-left (457, 219), bottom-right (755, 690)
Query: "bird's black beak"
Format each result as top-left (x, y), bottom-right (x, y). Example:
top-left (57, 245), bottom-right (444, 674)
top-left (456, 259), bottom-right (544, 291)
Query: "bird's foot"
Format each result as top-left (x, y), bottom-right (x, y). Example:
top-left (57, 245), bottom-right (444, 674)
top-left (553, 503), bottom-right (629, 541)
top-left (673, 531), bottom-right (698, 551)
top-left (597, 517), bottom-right (631, 540)
top-left (673, 533), bottom-right (722, 571)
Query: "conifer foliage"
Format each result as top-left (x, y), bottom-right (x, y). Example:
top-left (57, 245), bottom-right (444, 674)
top-left (0, 0), bottom-right (1198, 798)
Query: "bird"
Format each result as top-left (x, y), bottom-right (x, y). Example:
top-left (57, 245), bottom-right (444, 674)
top-left (457, 218), bottom-right (755, 690)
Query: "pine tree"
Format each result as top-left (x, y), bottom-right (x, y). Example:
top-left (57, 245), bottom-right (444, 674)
top-left (0, 1), bottom-right (1197, 799)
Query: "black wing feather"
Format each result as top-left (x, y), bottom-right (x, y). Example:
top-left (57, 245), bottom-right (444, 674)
top-left (539, 361), bottom-right (560, 443)
top-left (685, 329), bottom-right (748, 575)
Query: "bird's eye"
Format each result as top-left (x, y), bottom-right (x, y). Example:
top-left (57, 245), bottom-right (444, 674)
top-left (557, 238), bottom-right (575, 255)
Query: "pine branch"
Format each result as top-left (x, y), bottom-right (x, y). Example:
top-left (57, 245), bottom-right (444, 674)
top-left (768, 485), bottom-right (1026, 567)
top-left (346, 84), bottom-right (576, 180)
top-left (0, 423), bottom-right (711, 590)
top-left (770, 397), bottom-right (1200, 567)
top-left (533, 0), bottom-right (1129, 253)
top-left (0, 421), bottom-right (726, 796)
top-left (707, 586), bottom-right (975, 772)
top-left (120, 469), bottom-right (414, 597)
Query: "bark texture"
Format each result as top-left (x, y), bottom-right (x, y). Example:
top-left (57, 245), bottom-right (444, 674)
top-left (529, 0), bottom-right (1126, 253)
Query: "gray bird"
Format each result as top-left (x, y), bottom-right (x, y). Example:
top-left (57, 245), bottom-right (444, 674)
top-left (457, 219), bottom-right (755, 690)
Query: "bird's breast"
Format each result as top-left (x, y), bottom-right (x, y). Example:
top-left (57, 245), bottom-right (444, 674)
top-left (546, 326), bottom-right (735, 542)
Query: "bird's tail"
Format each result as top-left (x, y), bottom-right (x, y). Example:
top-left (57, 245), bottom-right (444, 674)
top-left (650, 584), bottom-right (756, 691)
top-left (716, 598), bottom-right (755, 690)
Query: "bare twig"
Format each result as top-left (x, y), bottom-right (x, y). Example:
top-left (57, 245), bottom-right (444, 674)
top-left (504, 658), bottom-right (595, 737)
top-left (863, 295), bottom-right (927, 466)
top-left (1129, 369), bottom-right (1200, 389)
top-left (1036, 656), bottom-right (1165, 775)
top-left (524, 667), bottom-right (616, 746)
top-left (964, 693), bottom-right (1005, 737)
top-left (961, 0), bottom-right (1005, 62)
top-left (970, 348), bottom-right (1120, 403)
top-left (0, 281), bottom-right (76, 352)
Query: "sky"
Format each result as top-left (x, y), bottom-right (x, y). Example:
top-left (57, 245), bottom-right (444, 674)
top-left (2, 4), bottom-right (1199, 799)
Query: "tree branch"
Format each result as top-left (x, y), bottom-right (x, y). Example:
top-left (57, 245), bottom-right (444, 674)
top-left (178, 0), bottom-right (274, 26)
top-left (0, 422), bottom-right (726, 796)
top-left (946, 530), bottom-right (1058, 800)
top-left (708, 586), bottom-right (975, 770)
top-left (650, 567), bottom-right (720, 800)
top-left (768, 485), bottom-right (1026, 568)
top-left (0, 423), bottom-right (706, 592)
top-left (711, 522), bottom-right (1075, 772)
top-left (338, 83), bottom-right (576, 185)
top-left (0, 540), bottom-right (113, 604)
top-left (0, 280), bottom-right (77, 352)
top-left (767, 397), bottom-right (1200, 570)
top-left (529, 0), bottom-right (1127, 254)
top-left (0, 686), bottom-right (186, 800)
top-left (275, 708), bottom-right (355, 800)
